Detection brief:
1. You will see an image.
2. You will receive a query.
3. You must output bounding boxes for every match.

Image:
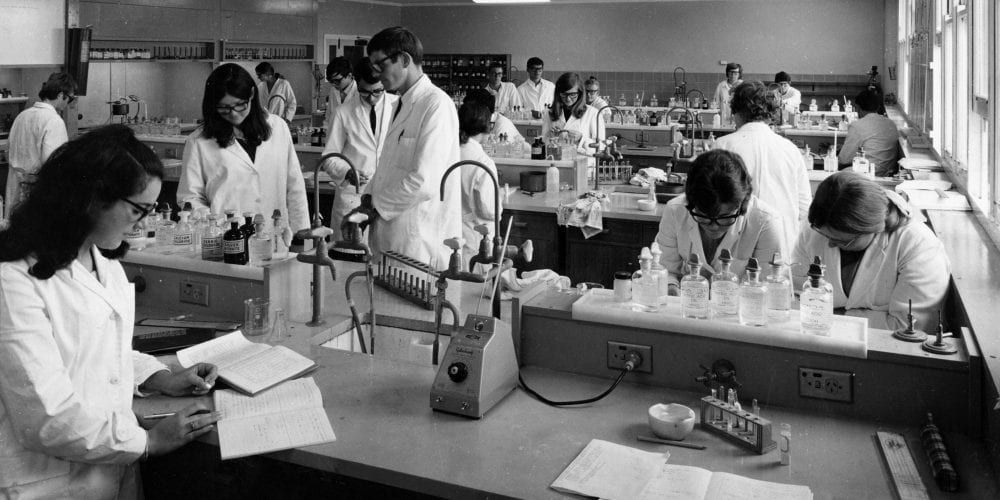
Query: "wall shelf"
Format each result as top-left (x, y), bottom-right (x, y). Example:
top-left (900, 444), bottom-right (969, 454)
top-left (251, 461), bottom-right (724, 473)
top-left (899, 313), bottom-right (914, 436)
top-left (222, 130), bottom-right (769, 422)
top-left (90, 39), bottom-right (216, 62)
top-left (424, 53), bottom-right (511, 93)
top-left (221, 41), bottom-right (314, 62)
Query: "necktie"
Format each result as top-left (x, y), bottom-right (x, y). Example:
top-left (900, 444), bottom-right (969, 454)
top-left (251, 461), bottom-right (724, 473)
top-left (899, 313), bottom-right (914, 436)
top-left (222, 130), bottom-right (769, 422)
top-left (393, 100), bottom-right (403, 123)
top-left (370, 104), bottom-right (377, 135)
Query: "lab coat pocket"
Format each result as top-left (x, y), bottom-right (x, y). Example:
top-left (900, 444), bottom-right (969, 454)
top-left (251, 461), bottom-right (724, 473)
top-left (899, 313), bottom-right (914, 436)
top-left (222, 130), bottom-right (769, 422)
top-left (395, 137), bottom-right (418, 169)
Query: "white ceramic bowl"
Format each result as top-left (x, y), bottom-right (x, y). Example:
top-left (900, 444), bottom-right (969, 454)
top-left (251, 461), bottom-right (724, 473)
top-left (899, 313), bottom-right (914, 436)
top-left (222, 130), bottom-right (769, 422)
top-left (636, 199), bottom-right (656, 211)
top-left (648, 403), bottom-right (696, 440)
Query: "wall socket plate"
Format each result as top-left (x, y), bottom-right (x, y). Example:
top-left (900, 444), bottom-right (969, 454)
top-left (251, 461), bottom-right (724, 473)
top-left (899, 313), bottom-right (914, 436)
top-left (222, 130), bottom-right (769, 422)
top-left (799, 367), bottom-right (854, 403)
top-left (607, 341), bottom-right (652, 373)
top-left (179, 279), bottom-right (209, 306)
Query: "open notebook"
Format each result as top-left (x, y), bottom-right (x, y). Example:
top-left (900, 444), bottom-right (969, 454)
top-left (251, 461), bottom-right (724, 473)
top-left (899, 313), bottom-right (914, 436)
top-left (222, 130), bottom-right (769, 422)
top-left (176, 331), bottom-right (316, 395)
top-left (214, 377), bottom-right (336, 460)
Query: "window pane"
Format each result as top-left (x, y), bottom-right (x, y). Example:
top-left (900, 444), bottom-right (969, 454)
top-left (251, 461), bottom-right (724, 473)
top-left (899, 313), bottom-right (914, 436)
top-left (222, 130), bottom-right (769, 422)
top-left (972, 0), bottom-right (989, 99)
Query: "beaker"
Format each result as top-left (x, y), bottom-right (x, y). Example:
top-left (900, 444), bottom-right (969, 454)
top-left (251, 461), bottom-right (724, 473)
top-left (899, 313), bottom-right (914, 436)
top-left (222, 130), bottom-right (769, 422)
top-left (243, 298), bottom-right (270, 337)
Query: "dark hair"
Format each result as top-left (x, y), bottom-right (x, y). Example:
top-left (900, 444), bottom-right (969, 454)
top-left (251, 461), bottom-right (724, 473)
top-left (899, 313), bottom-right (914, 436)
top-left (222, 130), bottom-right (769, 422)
top-left (730, 81), bottom-right (772, 123)
top-left (684, 150), bottom-right (753, 215)
top-left (549, 72), bottom-right (585, 122)
top-left (0, 125), bottom-right (163, 279)
top-left (585, 76), bottom-right (600, 88)
top-left (353, 58), bottom-right (379, 85)
top-left (725, 62), bottom-right (742, 76)
top-left (368, 26), bottom-right (423, 65)
top-left (463, 88), bottom-right (496, 113)
top-left (489, 62), bottom-right (505, 72)
top-left (459, 102), bottom-right (491, 145)
top-left (526, 57), bottom-right (544, 69)
top-left (809, 171), bottom-right (906, 235)
top-left (255, 62), bottom-right (275, 76)
top-left (855, 89), bottom-right (884, 113)
top-left (200, 63), bottom-right (271, 149)
top-left (774, 71), bottom-right (791, 83)
top-left (38, 72), bottom-right (77, 100)
top-left (328, 57), bottom-right (353, 81)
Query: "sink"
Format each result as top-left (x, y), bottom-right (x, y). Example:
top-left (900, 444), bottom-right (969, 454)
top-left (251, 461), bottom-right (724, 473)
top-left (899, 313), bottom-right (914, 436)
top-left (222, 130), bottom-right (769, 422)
top-left (608, 185), bottom-right (647, 194)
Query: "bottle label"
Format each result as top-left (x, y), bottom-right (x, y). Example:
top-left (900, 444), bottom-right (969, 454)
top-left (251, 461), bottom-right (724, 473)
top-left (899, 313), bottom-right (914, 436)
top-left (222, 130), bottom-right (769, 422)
top-left (681, 283), bottom-right (709, 316)
top-left (173, 232), bottom-right (193, 246)
top-left (712, 282), bottom-right (739, 314)
top-left (125, 226), bottom-right (144, 239)
top-left (223, 238), bottom-right (245, 254)
top-left (202, 235), bottom-right (223, 260)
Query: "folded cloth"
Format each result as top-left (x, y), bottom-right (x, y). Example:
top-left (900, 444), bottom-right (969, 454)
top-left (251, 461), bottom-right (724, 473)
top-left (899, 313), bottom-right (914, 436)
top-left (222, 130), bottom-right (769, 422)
top-left (629, 167), bottom-right (668, 187)
top-left (557, 192), bottom-right (607, 239)
top-left (499, 268), bottom-right (571, 294)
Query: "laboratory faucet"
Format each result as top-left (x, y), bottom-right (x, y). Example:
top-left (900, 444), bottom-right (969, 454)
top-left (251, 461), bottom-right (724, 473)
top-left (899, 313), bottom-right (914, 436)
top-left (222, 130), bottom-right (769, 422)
top-left (666, 106), bottom-right (703, 157)
top-left (673, 67), bottom-right (687, 101)
top-left (440, 160), bottom-right (502, 269)
top-left (432, 237), bottom-right (486, 365)
top-left (685, 89), bottom-right (706, 112)
top-left (589, 104), bottom-right (625, 191)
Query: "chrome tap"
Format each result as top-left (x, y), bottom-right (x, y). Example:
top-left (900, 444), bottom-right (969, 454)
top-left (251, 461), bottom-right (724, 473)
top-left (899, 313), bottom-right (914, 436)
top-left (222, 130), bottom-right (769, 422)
top-left (673, 67), bottom-right (688, 101)
top-left (666, 106), bottom-right (703, 157)
top-left (440, 160), bottom-right (502, 268)
top-left (589, 104), bottom-right (625, 190)
top-left (685, 88), bottom-right (706, 111)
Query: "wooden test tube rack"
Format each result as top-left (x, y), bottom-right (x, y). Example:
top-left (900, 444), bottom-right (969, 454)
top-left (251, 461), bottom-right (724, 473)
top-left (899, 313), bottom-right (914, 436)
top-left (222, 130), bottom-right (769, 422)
top-left (700, 396), bottom-right (776, 454)
top-left (373, 251), bottom-right (438, 310)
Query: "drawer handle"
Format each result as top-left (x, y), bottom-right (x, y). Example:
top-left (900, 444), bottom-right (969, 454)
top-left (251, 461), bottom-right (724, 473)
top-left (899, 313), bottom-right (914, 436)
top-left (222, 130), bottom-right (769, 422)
top-left (513, 222), bottom-right (529, 229)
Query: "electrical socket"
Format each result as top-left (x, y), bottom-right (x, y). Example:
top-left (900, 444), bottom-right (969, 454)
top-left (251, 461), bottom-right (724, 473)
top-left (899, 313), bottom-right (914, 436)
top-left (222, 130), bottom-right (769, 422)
top-left (179, 279), bottom-right (209, 306)
top-left (607, 341), bottom-right (652, 373)
top-left (799, 367), bottom-right (854, 403)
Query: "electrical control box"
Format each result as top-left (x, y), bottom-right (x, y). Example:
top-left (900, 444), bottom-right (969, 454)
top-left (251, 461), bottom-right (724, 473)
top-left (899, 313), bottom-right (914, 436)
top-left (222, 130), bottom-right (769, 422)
top-left (798, 367), bottom-right (854, 403)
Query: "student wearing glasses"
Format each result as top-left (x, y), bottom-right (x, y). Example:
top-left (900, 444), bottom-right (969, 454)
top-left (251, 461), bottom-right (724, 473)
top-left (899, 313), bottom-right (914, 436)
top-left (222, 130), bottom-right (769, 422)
top-left (321, 59), bottom-right (398, 238)
top-left (484, 62), bottom-right (522, 116)
top-left (179, 64), bottom-right (309, 233)
top-left (4, 72), bottom-right (76, 218)
top-left (541, 72), bottom-right (606, 166)
top-left (713, 62), bottom-right (743, 125)
top-left (654, 150), bottom-right (784, 295)
top-left (0, 125), bottom-right (220, 498)
top-left (517, 57), bottom-right (555, 119)
top-left (792, 171), bottom-right (950, 331)
top-left (323, 57), bottom-right (358, 133)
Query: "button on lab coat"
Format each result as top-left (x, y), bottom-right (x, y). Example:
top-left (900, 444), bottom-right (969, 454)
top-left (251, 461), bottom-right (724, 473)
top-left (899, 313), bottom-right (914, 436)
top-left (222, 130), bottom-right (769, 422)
top-left (367, 75), bottom-right (461, 270)
top-left (459, 138), bottom-right (502, 261)
top-left (257, 77), bottom-right (297, 122)
top-left (177, 114), bottom-right (310, 232)
top-left (712, 122), bottom-right (812, 252)
top-left (654, 195), bottom-right (785, 286)
top-left (792, 216), bottom-right (950, 331)
top-left (0, 248), bottom-right (167, 499)
top-left (322, 91), bottom-right (398, 235)
top-left (4, 102), bottom-right (68, 218)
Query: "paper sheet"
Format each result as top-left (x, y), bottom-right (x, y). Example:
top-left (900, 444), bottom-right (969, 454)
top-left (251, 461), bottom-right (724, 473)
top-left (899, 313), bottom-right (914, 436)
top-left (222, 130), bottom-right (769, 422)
top-left (176, 331), bottom-right (269, 369)
top-left (550, 439), bottom-right (667, 500)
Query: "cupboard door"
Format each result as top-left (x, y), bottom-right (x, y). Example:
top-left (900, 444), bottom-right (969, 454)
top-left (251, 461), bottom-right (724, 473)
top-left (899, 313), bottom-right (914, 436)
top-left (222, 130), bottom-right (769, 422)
top-left (502, 210), bottom-right (558, 274)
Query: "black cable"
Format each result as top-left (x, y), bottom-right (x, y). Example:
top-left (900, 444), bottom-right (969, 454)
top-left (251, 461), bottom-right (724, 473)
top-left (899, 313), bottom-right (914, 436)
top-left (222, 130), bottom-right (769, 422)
top-left (519, 367), bottom-right (630, 407)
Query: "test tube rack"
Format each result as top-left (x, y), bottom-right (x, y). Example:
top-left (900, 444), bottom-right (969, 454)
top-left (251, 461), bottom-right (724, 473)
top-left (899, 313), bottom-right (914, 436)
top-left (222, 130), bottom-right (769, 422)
top-left (374, 251), bottom-right (438, 310)
top-left (700, 395), bottom-right (776, 454)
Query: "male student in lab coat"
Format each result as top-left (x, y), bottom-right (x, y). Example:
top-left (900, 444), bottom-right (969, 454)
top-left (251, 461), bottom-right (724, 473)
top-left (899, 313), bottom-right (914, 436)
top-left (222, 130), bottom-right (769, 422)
top-left (4, 72), bottom-right (75, 218)
top-left (484, 62), bottom-right (522, 115)
top-left (517, 57), bottom-right (555, 119)
top-left (323, 57), bottom-right (358, 133)
top-left (348, 26), bottom-right (461, 269)
top-left (713, 81), bottom-right (812, 252)
top-left (321, 59), bottom-right (398, 238)
top-left (255, 62), bottom-right (297, 122)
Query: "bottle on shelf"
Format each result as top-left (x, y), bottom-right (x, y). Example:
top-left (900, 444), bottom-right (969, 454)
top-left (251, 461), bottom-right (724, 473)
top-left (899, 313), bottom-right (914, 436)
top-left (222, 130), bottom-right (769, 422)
top-left (649, 94), bottom-right (659, 108)
top-left (711, 248), bottom-right (739, 318)
top-left (546, 162), bottom-right (560, 196)
top-left (765, 252), bottom-right (791, 322)
top-left (239, 212), bottom-right (256, 241)
top-left (249, 214), bottom-right (273, 265)
top-left (633, 93), bottom-right (643, 108)
top-left (173, 210), bottom-right (195, 254)
top-left (738, 257), bottom-right (767, 327)
top-left (800, 257), bottom-right (834, 336)
top-left (681, 253), bottom-right (710, 319)
top-left (530, 136), bottom-right (545, 160)
top-left (648, 243), bottom-right (670, 306)
top-left (631, 247), bottom-right (660, 312)
top-left (271, 209), bottom-right (292, 258)
top-left (618, 93), bottom-right (627, 107)
top-left (223, 217), bottom-right (248, 265)
top-left (201, 213), bottom-right (224, 261)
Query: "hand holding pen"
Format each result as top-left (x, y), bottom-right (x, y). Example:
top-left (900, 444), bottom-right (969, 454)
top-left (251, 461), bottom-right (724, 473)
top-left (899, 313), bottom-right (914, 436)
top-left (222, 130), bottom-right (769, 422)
top-left (144, 403), bottom-right (221, 457)
top-left (141, 363), bottom-right (218, 397)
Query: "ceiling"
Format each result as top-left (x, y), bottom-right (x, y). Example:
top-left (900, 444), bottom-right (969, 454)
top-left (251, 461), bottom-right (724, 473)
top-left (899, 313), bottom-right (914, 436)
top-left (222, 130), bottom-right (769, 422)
top-left (343, 0), bottom-right (781, 6)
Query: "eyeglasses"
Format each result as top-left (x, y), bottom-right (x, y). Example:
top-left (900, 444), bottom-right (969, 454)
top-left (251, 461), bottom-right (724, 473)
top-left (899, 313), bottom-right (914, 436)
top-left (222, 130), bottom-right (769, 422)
top-left (491, 71), bottom-right (504, 77)
top-left (528, 66), bottom-right (543, 72)
top-left (688, 207), bottom-right (742, 227)
top-left (585, 89), bottom-right (600, 95)
top-left (358, 87), bottom-right (385, 97)
top-left (560, 91), bottom-right (580, 100)
top-left (215, 101), bottom-right (249, 114)
top-left (810, 224), bottom-right (867, 247)
top-left (369, 52), bottom-right (400, 72)
top-left (120, 198), bottom-right (156, 221)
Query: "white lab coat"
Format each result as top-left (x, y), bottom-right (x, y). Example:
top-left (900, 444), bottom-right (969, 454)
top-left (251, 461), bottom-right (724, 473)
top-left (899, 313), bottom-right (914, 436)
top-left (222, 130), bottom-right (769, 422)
top-left (491, 114), bottom-right (527, 149)
top-left (322, 91), bottom-right (398, 237)
top-left (792, 215), bottom-right (951, 331)
top-left (655, 195), bottom-right (785, 286)
top-left (712, 122), bottom-right (812, 252)
top-left (517, 78), bottom-right (555, 114)
top-left (366, 75), bottom-right (462, 270)
top-left (257, 77), bottom-right (297, 122)
top-left (713, 79), bottom-right (741, 124)
top-left (541, 105), bottom-right (606, 166)
top-left (0, 247), bottom-right (167, 499)
top-left (459, 139), bottom-right (502, 262)
top-left (323, 80), bottom-right (358, 133)
top-left (177, 114), bottom-right (310, 232)
top-left (772, 86), bottom-right (802, 113)
top-left (486, 82), bottom-right (523, 115)
top-left (4, 102), bottom-right (67, 218)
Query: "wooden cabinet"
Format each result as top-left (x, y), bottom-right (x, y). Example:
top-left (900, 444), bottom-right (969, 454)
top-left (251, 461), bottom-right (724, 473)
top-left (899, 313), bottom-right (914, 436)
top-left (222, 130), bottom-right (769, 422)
top-left (502, 210), bottom-right (560, 274)
top-left (563, 218), bottom-right (660, 288)
top-left (423, 54), bottom-right (511, 94)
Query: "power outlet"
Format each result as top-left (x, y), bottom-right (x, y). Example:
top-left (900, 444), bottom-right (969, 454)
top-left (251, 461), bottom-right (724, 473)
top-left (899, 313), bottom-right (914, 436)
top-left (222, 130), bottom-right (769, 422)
top-left (607, 341), bottom-right (652, 373)
top-left (799, 367), bottom-right (854, 403)
top-left (179, 279), bottom-right (209, 306)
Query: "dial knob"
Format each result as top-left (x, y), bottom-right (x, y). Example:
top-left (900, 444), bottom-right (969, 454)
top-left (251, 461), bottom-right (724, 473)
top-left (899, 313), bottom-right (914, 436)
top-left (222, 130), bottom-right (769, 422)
top-left (447, 362), bottom-right (469, 383)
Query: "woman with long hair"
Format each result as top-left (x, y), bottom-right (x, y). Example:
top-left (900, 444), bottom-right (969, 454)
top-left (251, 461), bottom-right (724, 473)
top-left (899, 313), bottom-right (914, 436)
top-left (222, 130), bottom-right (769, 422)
top-left (541, 72), bottom-right (605, 166)
top-left (0, 125), bottom-right (219, 498)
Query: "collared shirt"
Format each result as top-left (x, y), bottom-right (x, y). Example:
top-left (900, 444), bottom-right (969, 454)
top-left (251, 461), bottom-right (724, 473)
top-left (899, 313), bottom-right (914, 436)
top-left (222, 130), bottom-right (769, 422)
top-left (486, 81), bottom-right (523, 114)
top-left (517, 78), bottom-right (555, 113)
top-left (837, 113), bottom-right (901, 176)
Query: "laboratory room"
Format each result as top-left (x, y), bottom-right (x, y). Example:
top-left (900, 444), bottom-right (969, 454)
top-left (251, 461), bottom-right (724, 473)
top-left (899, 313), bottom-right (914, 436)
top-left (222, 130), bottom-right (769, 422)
top-left (2, 0), bottom-right (1000, 498)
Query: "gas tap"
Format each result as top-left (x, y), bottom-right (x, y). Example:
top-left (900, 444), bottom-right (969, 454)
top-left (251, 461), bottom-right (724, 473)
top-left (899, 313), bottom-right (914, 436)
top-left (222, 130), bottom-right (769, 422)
top-left (432, 237), bottom-right (484, 365)
top-left (440, 160), bottom-right (502, 269)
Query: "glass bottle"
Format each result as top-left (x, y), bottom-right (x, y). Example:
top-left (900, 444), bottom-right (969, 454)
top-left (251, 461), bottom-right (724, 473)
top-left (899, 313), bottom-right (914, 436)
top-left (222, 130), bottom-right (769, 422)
top-left (648, 243), bottom-right (670, 306)
top-left (631, 247), bottom-right (659, 312)
top-left (681, 253), bottom-right (710, 319)
top-left (800, 257), bottom-right (834, 336)
top-left (739, 257), bottom-right (767, 327)
top-left (711, 248), bottom-right (739, 318)
top-left (765, 252), bottom-right (791, 322)
top-left (223, 218), bottom-right (248, 265)
top-left (240, 212), bottom-right (256, 240)
top-left (201, 214), bottom-right (224, 261)
top-left (155, 219), bottom-right (175, 248)
top-left (124, 215), bottom-right (145, 246)
top-left (618, 93), bottom-right (627, 107)
top-left (779, 423), bottom-right (792, 466)
top-left (249, 214), bottom-right (273, 265)
top-left (173, 210), bottom-right (195, 254)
